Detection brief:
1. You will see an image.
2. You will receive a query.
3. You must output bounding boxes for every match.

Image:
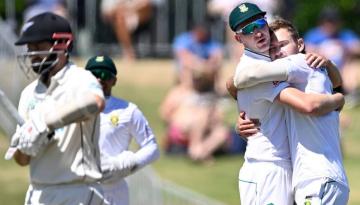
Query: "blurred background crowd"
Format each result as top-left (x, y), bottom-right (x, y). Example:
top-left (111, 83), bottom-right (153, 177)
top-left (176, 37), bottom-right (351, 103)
top-left (1, 0), bottom-right (360, 163)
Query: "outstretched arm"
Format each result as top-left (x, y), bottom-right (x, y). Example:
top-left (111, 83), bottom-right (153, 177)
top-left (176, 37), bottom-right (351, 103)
top-left (234, 53), bottom-right (340, 89)
top-left (234, 60), bottom-right (289, 89)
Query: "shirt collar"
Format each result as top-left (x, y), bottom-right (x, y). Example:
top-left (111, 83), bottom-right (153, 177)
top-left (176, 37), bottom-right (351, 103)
top-left (52, 62), bottom-right (73, 83)
top-left (45, 62), bottom-right (73, 94)
top-left (243, 48), bottom-right (271, 61)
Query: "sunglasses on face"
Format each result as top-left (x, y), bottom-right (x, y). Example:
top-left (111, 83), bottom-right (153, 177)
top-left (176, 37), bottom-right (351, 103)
top-left (236, 18), bottom-right (267, 35)
top-left (90, 69), bottom-right (115, 81)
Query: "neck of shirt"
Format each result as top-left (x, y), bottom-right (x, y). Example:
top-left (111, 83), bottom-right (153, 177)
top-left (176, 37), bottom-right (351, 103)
top-left (244, 48), bottom-right (271, 61)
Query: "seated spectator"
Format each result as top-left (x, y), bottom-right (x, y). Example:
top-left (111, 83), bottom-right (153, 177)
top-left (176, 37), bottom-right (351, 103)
top-left (207, 0), bottom-right (281, 61)
top-left (172, 23), bottom-right (224, 92)
top-left (23, 0), bottom-right (68, 22)
top-left (160, 69), bottom-right (245, 163)
top-left (101, 0), bottom-right (161, 60)
top-left (304, 6), bottom-right (360, 105)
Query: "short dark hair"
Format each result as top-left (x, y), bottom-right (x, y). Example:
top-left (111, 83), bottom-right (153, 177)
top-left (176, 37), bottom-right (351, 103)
top-left (269, 18), bottom-right (300, 41)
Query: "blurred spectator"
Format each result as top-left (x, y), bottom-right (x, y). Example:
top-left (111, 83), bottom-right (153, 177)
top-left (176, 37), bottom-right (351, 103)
top-left (207, 0), bottom-right (280, 23)
top-left (160, 69), bottom-right (245, 163)
top-left (23, 0), bottom-right (68, 22)
top-left (101, 0), bottom-right (162, 60)
top-left (207, 0), bottom-right (281, 61)
top-left (304, 6), bottom-right (360, 105)
top-left (172, 23), bottom-right (224, 92)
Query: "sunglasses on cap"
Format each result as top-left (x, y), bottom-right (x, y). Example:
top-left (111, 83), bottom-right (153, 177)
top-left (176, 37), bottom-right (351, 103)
top-left (236, 18), bottom-right (267, 35)
top-left (90, 69), bottom-right (115, 81)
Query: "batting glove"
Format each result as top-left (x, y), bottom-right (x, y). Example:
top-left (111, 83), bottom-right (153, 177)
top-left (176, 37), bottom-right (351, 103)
top-left (16, 111), bottom-right (51, 156)
top-left (101, 151), bottom-right (138, 183)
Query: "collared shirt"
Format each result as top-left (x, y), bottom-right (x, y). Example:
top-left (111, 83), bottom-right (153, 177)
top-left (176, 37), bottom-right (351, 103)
top-left (235, 49), bottom-right (291, 163)
top-left (99, 96), bottom-right (159, 184)
top-left (280, 54), bottom-right (349, 189)
top-left (18, 62), bottom-right (104, 185)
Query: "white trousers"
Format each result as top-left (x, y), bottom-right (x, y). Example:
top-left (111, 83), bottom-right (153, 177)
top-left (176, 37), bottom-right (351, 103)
top-left (25, 182), bottom-right (108, 205)
top-left (239, 160), bottom-right (293, 205)
top-left (295, 177), bottom-right (349, 205)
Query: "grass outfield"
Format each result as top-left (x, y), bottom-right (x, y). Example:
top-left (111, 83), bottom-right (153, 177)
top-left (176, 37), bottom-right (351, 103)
top-left (0, 59), bottom-right (359, 204)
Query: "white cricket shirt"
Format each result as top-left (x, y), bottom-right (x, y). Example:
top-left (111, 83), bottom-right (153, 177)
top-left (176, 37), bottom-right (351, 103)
top-left (18, 63), bottom-right (105, 185)
top-left (277, 54), bottom-right (349, 189)
top-left (235, 49), bottom-right (291, 163)
top-left (99, 96), bottom-right (159, 174)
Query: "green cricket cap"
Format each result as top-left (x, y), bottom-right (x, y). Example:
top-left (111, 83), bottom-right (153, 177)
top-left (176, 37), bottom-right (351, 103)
top-left (229, 2), bottom-right (266, 32)
top-left (85, 55), bottom-right (117, 76)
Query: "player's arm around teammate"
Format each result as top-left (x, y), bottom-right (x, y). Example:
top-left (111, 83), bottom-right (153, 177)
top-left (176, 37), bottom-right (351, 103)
top-left (305, 52), bottom-right (342, 88)
top-left (235, 18), bottom-right (350, 204)
top-left (230, 37), bottom-right (344, 115)
top-left (231, 55), bottom-right (344, 116)
top-left (231, 17), bottom-right (345, 135)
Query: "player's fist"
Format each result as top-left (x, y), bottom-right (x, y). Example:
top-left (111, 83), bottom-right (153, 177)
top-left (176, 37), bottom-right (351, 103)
top-left (17, 111), bottom-right (50, 156)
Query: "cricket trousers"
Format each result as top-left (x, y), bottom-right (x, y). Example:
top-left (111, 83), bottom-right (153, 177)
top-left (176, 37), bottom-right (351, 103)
top-left (25, 182), bottom-right (109, 205)
top-left (239, 159), bottom-right (293, 205)
top-left (295, 177), bottom-right (349, 205)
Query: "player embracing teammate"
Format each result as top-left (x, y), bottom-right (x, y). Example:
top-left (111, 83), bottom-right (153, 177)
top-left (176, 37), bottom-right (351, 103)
top-left (228, 2), bottom-right (349, 205)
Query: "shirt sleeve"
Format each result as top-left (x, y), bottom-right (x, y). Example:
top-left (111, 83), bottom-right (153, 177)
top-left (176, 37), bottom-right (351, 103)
top-left (281, 54), bottom-right (311, 84)
top-left (79, 69), bottom-right (104, 100)
top-left (173, 33), bottom-right (190, 52)
top-left (233, 60), bottom-right (288, 88)
top-left (267, 81), bottom-right (290, 102)
top-left (129, 107), bottom-right (160, 168)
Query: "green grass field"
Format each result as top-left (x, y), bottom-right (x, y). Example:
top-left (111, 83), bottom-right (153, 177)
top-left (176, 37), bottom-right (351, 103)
top-left (0, 59), bottom-right (359, 205)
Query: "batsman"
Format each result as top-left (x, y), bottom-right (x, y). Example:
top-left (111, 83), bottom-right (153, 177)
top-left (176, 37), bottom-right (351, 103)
top-left (6, 12), bottom-right (108, 204)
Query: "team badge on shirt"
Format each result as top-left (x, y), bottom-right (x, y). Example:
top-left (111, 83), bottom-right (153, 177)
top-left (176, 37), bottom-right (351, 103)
top-left (109, 114), bottom-right (119, 126)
